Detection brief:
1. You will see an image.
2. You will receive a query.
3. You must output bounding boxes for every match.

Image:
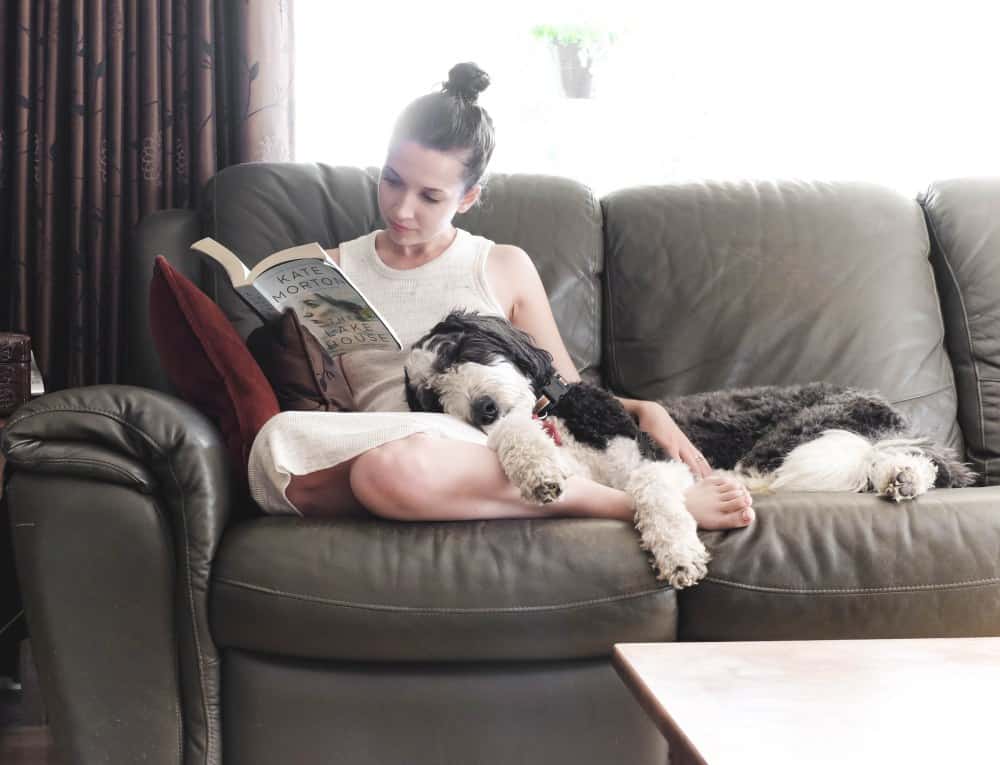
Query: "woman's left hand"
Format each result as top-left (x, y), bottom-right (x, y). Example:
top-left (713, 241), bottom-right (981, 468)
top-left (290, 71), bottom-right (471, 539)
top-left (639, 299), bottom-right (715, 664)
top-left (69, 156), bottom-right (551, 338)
top-left (634, 400), bottom-right (713, 480)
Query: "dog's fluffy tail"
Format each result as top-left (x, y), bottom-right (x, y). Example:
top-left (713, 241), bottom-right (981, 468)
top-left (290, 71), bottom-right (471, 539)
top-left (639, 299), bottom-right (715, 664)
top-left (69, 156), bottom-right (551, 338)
top-left (765, 428), bottom-right (976, 495)
top-left (768, 429), bottom-right (877, 492)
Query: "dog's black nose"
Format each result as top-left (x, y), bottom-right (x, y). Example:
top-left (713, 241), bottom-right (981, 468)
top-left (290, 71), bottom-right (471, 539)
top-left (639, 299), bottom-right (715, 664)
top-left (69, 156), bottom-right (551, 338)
top-left (471, 396), bottom-right (499, 427)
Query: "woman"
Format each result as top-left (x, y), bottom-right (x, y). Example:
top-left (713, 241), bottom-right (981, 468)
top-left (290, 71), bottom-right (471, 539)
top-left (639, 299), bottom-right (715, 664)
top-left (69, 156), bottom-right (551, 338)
top-left (249, 63), bottom-right (754, 531)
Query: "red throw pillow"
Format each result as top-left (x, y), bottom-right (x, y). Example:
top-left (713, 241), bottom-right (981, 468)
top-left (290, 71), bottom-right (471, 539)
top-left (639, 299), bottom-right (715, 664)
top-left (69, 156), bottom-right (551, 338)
top-left (149, 256), bottom-right (279, 482)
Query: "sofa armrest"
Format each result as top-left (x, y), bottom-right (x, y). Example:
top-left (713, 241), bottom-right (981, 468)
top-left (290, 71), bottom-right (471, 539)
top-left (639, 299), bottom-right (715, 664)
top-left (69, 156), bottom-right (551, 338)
top-left (922, 178), bottom-right (1000, 484)
top-left (1, 384), bottom-right (233, 765)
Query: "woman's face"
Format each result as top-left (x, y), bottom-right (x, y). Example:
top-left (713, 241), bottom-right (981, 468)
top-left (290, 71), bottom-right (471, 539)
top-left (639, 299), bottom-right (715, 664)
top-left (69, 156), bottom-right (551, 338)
top-left (378, 140), bottom-right (481, 246)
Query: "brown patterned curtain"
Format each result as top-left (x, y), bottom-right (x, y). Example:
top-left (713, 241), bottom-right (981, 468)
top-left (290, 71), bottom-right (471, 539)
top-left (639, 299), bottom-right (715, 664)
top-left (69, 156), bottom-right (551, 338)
top-left (0, 0), bottom-right (294, 390)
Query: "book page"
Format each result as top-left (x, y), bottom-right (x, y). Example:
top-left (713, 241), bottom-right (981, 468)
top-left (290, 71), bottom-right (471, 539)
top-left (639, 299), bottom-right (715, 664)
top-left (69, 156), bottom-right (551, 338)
top-left (190, 238), bottom-right (251, 286)
top-left (248, 242), bottom-right (331, 281)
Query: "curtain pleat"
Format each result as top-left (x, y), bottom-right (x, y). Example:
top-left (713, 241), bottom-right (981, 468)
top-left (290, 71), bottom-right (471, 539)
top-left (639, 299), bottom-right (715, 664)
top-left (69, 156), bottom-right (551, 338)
top-left (1, 0), bottom-right (294, 390)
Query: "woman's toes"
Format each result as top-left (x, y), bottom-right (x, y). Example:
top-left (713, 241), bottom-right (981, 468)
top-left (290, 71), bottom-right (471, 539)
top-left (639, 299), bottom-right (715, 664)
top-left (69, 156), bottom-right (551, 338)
top-left (684, 479), bottom-right (756, 530)
top-left (719, 489), bottom-right (752, 508)
top-left (718, 494), bottom-right (745, 512)
top-left (721, 503), bottom-right (755, 526)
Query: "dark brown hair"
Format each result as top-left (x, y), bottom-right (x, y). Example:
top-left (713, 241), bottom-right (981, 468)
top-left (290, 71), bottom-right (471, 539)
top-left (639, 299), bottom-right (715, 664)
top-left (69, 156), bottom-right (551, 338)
top-left (388, 63), bottom-right (496, 189)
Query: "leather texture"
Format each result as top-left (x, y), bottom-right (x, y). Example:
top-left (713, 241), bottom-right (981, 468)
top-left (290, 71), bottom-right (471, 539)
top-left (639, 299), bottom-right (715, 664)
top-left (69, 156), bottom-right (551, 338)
top-left (455, 173), bottom-right (604, 384)
top-left (602, 180), bottom-right (964, 452)
top-left (8, 474), bottom-right (182, 764)
top-left (6, 168), bottom-right (1000, 765)
top-left (130, 208), bottom-right (204, 391)
top-left (211, 517), bottom-right (676, 662)
top-left (922, 178), bottom-right (1000, 484)
top-left (195, 163), bottom-right (605, 383)
top-left (679, 488), bottom-right (1000, 640)
top-left (221, 650), bottom-right (667, 765)
top-left (199, 163), bottom-right (383, 339)
top-left (2, 386), bottom-right (235, 765)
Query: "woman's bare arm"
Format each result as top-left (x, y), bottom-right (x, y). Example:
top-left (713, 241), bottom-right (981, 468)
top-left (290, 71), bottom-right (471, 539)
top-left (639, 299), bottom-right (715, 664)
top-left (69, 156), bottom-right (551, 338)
top-left (489, 245), bottom-right (581, 383)
top-left (490, 244), bottom-right (711, 478)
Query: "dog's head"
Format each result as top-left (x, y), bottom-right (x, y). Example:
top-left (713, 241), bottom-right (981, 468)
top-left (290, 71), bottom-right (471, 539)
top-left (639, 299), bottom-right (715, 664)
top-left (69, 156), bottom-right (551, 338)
top-left (404, 310), bottom-right (556, 431)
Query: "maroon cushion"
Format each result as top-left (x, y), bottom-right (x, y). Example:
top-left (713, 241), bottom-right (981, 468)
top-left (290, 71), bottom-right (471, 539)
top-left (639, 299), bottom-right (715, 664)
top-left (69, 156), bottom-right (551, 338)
top-left (149, 256), bottom-right (279, 482)
top-left (246, 309), bottom-right (347, 412)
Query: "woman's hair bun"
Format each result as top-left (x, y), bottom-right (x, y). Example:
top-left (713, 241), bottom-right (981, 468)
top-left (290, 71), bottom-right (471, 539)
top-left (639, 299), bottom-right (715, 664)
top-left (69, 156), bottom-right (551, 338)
top-left (443, 62), bottom-right (490, 104)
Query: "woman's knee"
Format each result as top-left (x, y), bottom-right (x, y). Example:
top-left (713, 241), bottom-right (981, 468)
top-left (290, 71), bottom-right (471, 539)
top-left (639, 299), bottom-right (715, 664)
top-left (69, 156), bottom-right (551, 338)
top-left (350, 434), bottom-right (441, 519)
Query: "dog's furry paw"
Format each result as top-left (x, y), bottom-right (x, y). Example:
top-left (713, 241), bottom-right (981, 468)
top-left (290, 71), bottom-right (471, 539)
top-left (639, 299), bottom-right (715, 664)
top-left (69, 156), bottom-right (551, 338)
top-left (660, 545), bottom-right (711, 589)
top-left (880, 466), bottom-right (924, 502)
top-left (487, 413), bottom-right (567, 505)
top-left (518, 449), bottom-right (568, 504)
top-left (525, 477), bottom-right (564, 504)
top-left (870, 452), bottom-right (937, 502)
top-left (627, 462), bottom-right (710, 589)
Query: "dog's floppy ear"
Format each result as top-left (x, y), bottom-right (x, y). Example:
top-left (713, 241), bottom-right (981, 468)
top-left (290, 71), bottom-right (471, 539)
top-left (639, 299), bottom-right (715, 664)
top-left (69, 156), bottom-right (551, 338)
top-left (404, 368), bottom-right (421, 411)
top-left (429, 335), bottom-right (463, 374)
top-left (444, 309), bottom-right (557, 386)
top-left (501, 326), bottom-right (557, 386)
top-left (403, 368), bottom-right (444, 413)
top-left (460, 310), bottom-right (556, 386)
top-left (414, 309), bottom-right (559, 387)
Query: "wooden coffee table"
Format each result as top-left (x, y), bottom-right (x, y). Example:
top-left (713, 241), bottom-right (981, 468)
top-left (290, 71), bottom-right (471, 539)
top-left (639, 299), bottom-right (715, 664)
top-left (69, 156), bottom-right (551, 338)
top-left (613, 637), bottom-right (1000, 765)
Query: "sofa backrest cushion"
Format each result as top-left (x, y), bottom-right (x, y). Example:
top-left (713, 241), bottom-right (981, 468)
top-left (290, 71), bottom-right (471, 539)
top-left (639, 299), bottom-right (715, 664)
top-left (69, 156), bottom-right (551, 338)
top-left (602, 180), bottom-right (963, 452)
top-left (149, 256), bottom-right (280, 482)
top-left (199, 163), bottom-right (604, 384)
top-left (200, 163), bottom-right (383, 339)
top-left (456, 174), bottom-right (605, 384)
top-left (922, 178), bottom-right (1000, 483)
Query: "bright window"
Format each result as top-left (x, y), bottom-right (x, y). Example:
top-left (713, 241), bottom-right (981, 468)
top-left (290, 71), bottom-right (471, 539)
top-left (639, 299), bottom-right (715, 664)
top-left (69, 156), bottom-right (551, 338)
top-left (294, 0), bottom-right (1000, 197)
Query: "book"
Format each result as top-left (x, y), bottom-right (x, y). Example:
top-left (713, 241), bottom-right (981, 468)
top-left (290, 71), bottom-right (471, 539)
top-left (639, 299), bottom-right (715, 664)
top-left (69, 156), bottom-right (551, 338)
top-left (190, 237), bottom-right (402, 357)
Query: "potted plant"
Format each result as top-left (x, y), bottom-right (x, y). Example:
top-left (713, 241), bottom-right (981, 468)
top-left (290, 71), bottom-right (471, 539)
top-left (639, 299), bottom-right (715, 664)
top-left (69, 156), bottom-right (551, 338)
top-left (531, 23), bottom-right (618, 99)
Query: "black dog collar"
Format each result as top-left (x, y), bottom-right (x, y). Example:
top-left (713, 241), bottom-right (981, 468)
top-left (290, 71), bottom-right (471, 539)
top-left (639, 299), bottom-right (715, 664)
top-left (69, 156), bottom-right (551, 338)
top-left (532, 373), bottom-right (570, 418)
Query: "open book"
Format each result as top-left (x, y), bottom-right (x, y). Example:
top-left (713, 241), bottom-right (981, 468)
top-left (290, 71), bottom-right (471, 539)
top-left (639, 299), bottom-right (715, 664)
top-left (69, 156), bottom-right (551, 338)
top-left (190, 237), bottom-right (402, 357)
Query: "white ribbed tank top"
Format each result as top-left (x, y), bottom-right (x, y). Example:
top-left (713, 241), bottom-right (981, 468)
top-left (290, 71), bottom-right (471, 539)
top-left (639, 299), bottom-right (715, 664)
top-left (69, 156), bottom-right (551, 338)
top-left (337, 227), bottom-right (506, 412)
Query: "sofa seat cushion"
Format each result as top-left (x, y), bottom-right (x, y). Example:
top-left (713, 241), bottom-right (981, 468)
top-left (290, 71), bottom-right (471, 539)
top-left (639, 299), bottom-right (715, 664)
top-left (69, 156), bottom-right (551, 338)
top-left (210, 517), bottom-right (676, 662)
top-left (678, 488), bottom-right (1000, 641)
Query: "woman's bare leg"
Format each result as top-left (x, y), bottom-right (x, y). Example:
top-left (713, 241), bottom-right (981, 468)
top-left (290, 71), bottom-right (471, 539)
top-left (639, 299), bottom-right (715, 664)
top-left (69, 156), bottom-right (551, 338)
top-left (286, 433), bottom-right (754, 528)
top-left (284, 458), bottom-right (368, 517)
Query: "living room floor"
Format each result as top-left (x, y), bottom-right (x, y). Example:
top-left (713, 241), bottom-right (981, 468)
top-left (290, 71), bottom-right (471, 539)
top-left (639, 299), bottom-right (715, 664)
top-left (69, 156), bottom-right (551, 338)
top-left (1, 643), bottom-right (54, 764)
top-left (0, 723), bottom-right (54, 765)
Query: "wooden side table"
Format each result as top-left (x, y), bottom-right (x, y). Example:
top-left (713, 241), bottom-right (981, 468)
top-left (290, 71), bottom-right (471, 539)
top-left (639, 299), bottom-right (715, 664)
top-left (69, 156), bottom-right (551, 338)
top-left (613, 638), bottom-right (1000, 765)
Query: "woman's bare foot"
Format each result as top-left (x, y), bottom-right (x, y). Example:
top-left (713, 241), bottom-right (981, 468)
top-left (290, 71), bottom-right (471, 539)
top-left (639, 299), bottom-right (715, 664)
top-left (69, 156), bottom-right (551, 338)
top-left (684, 473), bottom-right (755, 530)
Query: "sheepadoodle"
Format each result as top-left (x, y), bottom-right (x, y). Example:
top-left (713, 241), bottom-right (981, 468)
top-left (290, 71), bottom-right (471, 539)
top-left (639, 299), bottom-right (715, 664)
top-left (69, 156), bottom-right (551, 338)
top-left (403, 310), bottom-right (976, 588)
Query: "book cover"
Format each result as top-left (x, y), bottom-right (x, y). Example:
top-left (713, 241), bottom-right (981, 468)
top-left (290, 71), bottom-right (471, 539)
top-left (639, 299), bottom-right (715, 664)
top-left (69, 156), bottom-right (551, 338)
top-left (189, 237), bottom-right (402, 357)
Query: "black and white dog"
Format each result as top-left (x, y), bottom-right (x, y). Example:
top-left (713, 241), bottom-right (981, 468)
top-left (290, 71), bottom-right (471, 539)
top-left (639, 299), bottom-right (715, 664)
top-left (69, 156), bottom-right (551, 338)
top-left (403, 310), bottom-right (976, 588)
